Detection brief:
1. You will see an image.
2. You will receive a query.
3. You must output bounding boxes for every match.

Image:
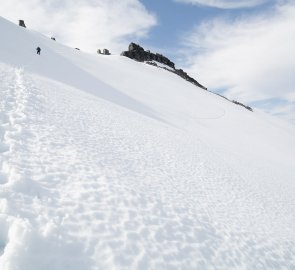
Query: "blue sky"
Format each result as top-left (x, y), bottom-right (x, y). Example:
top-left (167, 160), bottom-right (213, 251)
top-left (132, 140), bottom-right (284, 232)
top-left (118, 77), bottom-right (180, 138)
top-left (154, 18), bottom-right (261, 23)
top-left (139, 0), bottom-right (221, 52)
top-left (0, 0), bottom-right (294, 123)
top-left (140, 0), bottom-right (274, 55)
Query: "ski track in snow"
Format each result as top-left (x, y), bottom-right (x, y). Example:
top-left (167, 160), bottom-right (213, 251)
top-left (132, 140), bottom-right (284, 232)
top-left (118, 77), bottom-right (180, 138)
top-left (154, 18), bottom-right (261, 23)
top-left (0, 63), bottom-right (295, 269)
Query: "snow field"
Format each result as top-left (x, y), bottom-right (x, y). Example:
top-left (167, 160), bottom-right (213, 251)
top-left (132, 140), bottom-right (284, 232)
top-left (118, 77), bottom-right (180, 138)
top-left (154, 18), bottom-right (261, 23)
top-left (0, 66), bottom-right (31, 268)
top-left (0, 63), bottom-right (294, 269)
top-left (0, 16), bottom-right (295, 269)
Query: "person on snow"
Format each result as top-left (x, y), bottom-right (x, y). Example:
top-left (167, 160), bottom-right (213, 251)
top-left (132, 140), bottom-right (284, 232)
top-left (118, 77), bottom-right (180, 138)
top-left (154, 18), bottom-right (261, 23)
top-left (36, 47), bottom-right (41, 55)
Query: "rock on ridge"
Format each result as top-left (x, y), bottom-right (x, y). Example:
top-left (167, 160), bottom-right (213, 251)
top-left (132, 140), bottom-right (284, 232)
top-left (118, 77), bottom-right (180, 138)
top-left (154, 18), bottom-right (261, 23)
top-left (121, 43), bottom-right (253, 112)
top-left (121, 43), bottom-right (207, 90)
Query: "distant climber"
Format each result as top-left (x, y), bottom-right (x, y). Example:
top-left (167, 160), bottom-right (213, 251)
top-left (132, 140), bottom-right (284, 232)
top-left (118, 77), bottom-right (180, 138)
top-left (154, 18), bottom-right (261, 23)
top-left (36, 47), bottom-right (41, 55)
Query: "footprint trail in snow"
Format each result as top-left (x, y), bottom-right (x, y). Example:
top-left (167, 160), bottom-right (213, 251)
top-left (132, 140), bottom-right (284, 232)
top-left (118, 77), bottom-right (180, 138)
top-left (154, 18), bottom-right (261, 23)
top-left (0, 63), bottom-right (295, 269)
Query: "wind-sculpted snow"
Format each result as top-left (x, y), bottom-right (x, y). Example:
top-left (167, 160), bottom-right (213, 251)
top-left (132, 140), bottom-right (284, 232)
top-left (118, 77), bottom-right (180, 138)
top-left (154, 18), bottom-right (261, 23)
top-left (0, 65), bottom-right (294, 269)
top-left (0, 16), bottom-right (295, 269)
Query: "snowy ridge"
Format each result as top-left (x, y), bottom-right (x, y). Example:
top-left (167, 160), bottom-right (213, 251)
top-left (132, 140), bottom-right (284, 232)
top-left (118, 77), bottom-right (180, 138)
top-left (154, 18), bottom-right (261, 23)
top-left (0, 16), bottom-right (295, 269)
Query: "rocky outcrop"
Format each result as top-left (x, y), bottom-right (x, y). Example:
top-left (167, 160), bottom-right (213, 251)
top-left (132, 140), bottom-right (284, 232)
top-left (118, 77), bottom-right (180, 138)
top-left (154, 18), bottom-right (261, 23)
top-left (19, 20), bottom-right (26, 28)
top-left (121, 43), bottom-right (252, 112)
top-left (97, 49), bottom-right (111, 55)
top-left (174, 68), bottom-right (207, 90)
top-left (232, 100), bottom-right (253, 112)
top-left (121, 43), bottom-right (207, 90)
top-left (121, 43), bottom-right (175, 69)
top-left (145, 62), bottom-right (207, 90)
top-left (215, 94), bottom-right (253, 112)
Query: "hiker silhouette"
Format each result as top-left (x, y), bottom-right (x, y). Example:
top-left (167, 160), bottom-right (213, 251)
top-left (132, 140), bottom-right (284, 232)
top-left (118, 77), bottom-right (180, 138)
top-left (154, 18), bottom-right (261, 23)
top-left (36, 47), bottom-right (41, 55)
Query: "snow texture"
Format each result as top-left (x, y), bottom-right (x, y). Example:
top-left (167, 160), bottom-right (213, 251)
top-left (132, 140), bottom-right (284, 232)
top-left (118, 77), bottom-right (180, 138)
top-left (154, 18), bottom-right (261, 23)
top-left (0, 16), bottom-right (295, 269)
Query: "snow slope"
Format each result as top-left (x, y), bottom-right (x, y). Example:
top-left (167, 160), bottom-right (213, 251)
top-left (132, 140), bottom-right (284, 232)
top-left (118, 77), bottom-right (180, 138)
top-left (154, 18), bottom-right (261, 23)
top-left (0, 16), bottom-right (295, 269)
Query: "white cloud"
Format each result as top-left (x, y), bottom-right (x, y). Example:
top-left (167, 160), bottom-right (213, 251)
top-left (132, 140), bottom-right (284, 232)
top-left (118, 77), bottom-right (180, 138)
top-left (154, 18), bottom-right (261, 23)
top-left (181, 2), bottom-right (295, 122)
top-left (0, 0), bottom-right (157, 53)
top-left (175, 0), bottom-right (270, 9)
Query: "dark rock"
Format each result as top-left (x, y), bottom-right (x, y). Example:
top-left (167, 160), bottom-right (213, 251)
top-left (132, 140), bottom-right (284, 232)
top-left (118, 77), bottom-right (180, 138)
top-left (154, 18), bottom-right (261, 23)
top-left (174, 69), bottom-right (207, 90)
top-left (122, 42), bottom-right (175, 69)
top-left (128, 43), bottom-right (144, 52)
top-left (122, 42), bottom-right (208, 90)
top-left (51, 37), bottom-right (56, 41)
top-left (97, 49), bottom-right (111, 55)
top-left (215, 93), bottom-right (229, 101)
top-left (145, 61), bottom-right (158, 67)
top-left (75, 48), bottom-right (80, 50)
top-left (122, 43), bottom-right (252, 112)
top-left (208, 93), bottom-right (253, 112)
top-left (19, 20), bottom-right (26, 28)
top-left (232, 100), bottom-right (253, 112)
top-left (122, 43), bottom-right (251, 111)
top-left (103, 49), bottom-right (110, 55)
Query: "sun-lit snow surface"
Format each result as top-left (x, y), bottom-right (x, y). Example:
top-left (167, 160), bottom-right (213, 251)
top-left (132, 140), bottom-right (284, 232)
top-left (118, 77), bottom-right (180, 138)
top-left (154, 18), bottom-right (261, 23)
top-left (0, 16), bottom-right (295, 269)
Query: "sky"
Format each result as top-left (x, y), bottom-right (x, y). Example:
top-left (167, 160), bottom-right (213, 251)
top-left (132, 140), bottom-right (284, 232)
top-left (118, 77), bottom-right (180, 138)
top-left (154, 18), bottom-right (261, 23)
top-left (0, 0), bottom-right (294, 123)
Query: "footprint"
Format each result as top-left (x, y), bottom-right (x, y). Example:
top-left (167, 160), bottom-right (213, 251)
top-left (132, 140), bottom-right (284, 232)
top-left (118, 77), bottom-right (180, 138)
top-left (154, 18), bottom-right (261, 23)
top-left (0, 115), bottom-right (9, 125)
top-left (0, 172), bottom-right (8, 185)
top-left (0, 126), bottom-right (6, 139)
top-left (0, 241), bottom-right (5, 257)
top-left (0, 143), bottom-right (9, 154)
top-left (0, 219), bottom-right (9, 257)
